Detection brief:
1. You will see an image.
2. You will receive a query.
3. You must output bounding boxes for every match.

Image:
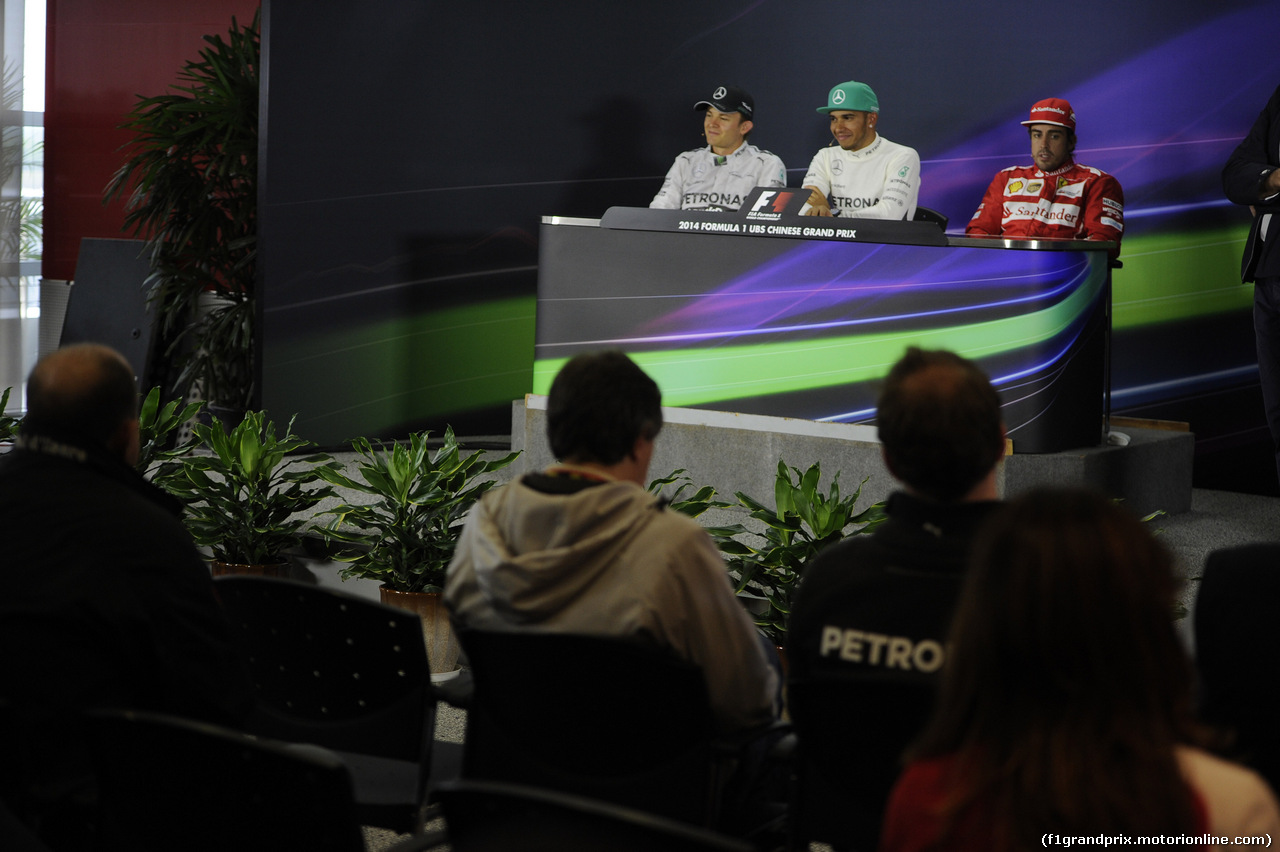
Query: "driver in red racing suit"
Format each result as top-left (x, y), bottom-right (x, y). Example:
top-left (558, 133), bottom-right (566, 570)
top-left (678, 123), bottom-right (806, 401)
top-left (966, 98), bottom-right (1123, 253)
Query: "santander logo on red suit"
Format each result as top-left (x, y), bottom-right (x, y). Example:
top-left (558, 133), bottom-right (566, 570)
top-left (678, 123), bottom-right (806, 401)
top-left (1002, 200), bottom-right (1081, 227)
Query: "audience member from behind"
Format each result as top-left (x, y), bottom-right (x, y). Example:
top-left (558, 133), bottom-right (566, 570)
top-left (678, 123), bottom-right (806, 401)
top-left (881, 488), bottom-right (1280, 852)
top-left (445, 350), bottom-right (777, 735)
top-left (789, 347), bottom-right (1005, 680)
top-left (0, 343), bottom-right (252, 849)
top-left (784, 347), bottom-right (1004, 848)
top-left (966, 98), bottom-right (1124, 249)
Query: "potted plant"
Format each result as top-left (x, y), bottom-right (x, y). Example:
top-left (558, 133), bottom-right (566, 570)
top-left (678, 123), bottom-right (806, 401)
top-left (315, 427), bottom-right (519, 677)
top-left (135, 386), bottom-right (203, 485)
top-left (0, 386), bottom-right (20, 445)
top-left (165, 409), bottom-right (337, 575)
top-left (729, 460), bottom-right (886, 648)
top-left (653, 461), bottom-right (885, 651)
top-left (103, 12), bottom-right (259, 415)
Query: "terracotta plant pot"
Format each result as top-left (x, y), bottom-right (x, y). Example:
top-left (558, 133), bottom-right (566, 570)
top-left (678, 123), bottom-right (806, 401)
top-left (379, 587), bottom-right (461, 681)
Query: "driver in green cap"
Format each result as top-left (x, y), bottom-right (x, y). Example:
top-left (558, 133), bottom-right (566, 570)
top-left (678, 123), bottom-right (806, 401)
top-left (801, 80), bottom-right (920, 220)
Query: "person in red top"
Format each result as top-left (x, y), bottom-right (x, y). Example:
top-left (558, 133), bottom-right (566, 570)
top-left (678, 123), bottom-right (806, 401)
top-left (879, 488), bottom-right (1280, 852)
top-left (966, 98), bottom-right (1124, 251)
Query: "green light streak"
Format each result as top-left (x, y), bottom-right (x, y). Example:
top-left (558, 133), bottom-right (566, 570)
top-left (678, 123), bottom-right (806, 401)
top-left (266, 296), bottom-right (535, 442)
top-left (1111, 224), bottom-right (1252, 328)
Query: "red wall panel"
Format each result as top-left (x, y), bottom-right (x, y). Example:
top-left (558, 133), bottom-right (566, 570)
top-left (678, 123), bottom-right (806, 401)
top-left (44, 0), bottom-right (259, 281)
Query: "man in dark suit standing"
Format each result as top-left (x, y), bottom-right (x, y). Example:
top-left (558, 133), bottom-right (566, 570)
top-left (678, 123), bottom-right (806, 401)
top-left (1224, 84), bottom-right (1280, 486)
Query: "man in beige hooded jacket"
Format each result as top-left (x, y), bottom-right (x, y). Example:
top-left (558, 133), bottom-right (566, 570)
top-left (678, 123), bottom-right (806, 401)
top-left (444, 350), bottom-right (777, 735)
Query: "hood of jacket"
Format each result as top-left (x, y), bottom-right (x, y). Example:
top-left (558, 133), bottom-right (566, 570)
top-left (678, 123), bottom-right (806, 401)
top-left (450, 477), bottom-right (666, 624)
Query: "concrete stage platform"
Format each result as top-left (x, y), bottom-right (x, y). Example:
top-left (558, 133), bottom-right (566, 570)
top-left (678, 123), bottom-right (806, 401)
top-left (512, 397), bottom-right (1195, 519)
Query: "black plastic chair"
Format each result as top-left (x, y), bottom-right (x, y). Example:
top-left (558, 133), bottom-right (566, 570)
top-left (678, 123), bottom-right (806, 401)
top-left (86, 708), bottom-right (366, 852)
top-left (785, 673), bottom-right (937, 851)
top-left (1195, 543), bottom-right (1280, 794)
top-left (912, 206), bottom-right (949, 229)
top-left (392, 779), bottom-right (756, 852)
top-left (0, 794), bottom-right (51, 852)
top-left (214, 575), bottom-right (455, 833)
top-left (456, 628), bottom-right (752, 830)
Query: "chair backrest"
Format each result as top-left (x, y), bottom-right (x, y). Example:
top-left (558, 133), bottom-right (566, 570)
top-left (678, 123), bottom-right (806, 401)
top-left (433, 779), bottom-right (754, 852)
top-left (786, 672), bottom-right (938, 850)
top-left (87, 708), bottom-right (365, 852)
top-left (1195, 543), bottom-right (1280, 793)
top-left (912, 206), bottom-right (949, 229)
top-left (214, 575), bottom-right (435, 761)
top-left (456, 628), bottom-right (719, 825)
top-left (0, 794), bottom-right (50, 852)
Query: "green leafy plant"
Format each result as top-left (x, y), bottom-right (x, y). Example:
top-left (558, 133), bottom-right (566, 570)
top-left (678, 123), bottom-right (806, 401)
top-left (730, 461), bottom-right (886, 642)
top-left (103, 12), bottom-right (259, 411)
top-left (166, 410), bottom-right (337, 565)
top-left (135, 386), bottom-right (204, 483)
top-left (651, 462), bottom-right (886, 644)
top-left (647, 468), bottom-right (735, 521)
top-left (316, 428), bottom-right (520, 594)
top-left (0, 386), bottom-right (21, 442)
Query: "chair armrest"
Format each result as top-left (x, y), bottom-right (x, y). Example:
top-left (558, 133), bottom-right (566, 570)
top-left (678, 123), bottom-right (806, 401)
top-left (765, 729), bottom-right (797, 763)
top-left (711, 719), bottom-right (793, 757)
top-left (382, 826), bottom-right (450, 851)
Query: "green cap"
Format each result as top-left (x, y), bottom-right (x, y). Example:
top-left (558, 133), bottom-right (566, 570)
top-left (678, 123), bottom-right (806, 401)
top-left (817, 80), bottom-right (879, 114)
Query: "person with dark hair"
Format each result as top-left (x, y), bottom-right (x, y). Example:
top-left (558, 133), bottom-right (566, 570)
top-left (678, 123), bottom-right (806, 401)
top-left (875, 347), bottom-right (1006, 502)
top-left (445, 350), bottom-right (776, 735)
top-left (784, 347), bottom-right (1005, 849)
top-left (788, 347), bottom-right (1005, 677)
top-left (0, 343), bottom-right (251, 850)
top-left (650, 85), bottom-right (787, 212)
top-left (881, 488), bottom-right (1280, 852)
top-left (966, 98), bottom-right (1124, 249)
top-left (544, 349), bottom-right (663, 467)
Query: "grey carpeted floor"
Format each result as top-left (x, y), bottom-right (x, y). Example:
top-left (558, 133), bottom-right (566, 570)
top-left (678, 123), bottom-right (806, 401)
top-left (1153, 488), bottom-right (1280, 575)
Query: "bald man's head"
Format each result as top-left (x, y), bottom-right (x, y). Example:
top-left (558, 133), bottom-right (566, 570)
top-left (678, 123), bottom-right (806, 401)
top-left (23, 344), bottom-right (140, 460)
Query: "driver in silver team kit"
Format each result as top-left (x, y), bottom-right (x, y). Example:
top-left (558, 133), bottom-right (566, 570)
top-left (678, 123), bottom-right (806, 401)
top-left (650, 85), bottom-right (788, 212)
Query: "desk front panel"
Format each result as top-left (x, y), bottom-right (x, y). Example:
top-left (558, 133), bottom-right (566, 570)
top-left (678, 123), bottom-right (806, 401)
top-left (536, 224), bottom-right (1109, 453)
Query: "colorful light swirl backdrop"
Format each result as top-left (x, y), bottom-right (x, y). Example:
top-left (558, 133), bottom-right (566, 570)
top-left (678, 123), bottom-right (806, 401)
top-left (921, 5), bottom-right (1279, 424)
top-left (532, 4), bottom-right (1280, 438)
top-left (260, 0), bottom-right (1279, 464)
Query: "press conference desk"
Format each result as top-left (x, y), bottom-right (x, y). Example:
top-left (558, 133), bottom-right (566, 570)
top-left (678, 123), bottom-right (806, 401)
top-left (533, 207), bottom-right (1116, 454)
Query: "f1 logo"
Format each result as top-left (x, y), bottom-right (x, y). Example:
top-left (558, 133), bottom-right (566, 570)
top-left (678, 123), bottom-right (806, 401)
top-left (750, 191), bottom-right (778, 212)
top-left (751, 190), bottom-right (797, 213)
